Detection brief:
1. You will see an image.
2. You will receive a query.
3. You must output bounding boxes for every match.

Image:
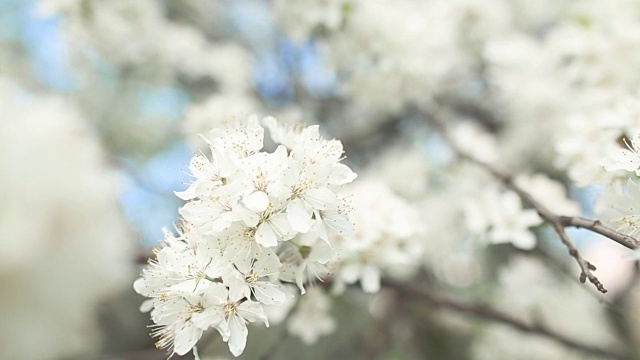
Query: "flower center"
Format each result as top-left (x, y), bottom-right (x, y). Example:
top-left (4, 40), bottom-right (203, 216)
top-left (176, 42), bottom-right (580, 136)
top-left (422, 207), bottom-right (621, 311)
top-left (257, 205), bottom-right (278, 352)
top-left (224, 301), bottom-right (239, 318)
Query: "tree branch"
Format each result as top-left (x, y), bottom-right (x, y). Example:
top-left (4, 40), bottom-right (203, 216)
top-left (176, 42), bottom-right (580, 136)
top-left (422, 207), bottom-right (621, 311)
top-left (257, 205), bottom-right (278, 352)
top-left (426, 112), bottom-right (640, 293)
top-left (559, 216), bottom-right (640, 250)
top-left (382, 279), bottom-right (628, 360)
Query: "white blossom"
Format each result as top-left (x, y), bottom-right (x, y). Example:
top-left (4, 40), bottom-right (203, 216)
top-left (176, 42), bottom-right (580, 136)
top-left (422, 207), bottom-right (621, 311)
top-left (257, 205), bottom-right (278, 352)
top-left (596, 179), bottom-right (640, 240)
top-left (464, 188), bottom-right (542, 250)
top-left (278, 240), bottom-right (336, 295)
top-left (333, 180), bottom-right (424, 293)
top-left (0, 83), bottom-right (133, 359)
top-left (602, 133), bottom-right (640, 176)
top-left (136, 115), bottom-right (356, 356)
top-left (287, 288), bottom-right (336, 344)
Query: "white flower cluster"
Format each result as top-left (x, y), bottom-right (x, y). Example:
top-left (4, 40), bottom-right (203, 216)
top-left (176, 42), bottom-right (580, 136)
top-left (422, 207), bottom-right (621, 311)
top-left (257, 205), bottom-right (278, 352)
top-left (570, 100), bottom-right (640, 244)
top-left (555, 99), bottom-right (640, 186)
top-left (286, 287), bottom-right (336, 345)
top-left (463, 187), bottom-right (542, 250)
top-left (134, 115), bottom-right (357, 357)
top-left (333, 180), bottom-right (424, 294)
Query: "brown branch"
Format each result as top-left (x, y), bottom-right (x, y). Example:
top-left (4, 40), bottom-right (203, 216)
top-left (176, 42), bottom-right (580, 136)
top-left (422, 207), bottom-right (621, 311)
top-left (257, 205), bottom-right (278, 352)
top-left (560, 216), bottom-right (640, 250)
top-left (549, 221), bottom-right (607, 293)
top-left (383, 279), bottom-right (628, 360)
top-left (427, 112), bottom-right (640, 293)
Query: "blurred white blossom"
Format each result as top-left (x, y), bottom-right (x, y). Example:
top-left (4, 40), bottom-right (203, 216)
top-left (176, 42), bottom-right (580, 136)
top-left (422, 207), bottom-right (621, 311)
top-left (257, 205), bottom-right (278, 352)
top-left (287, 287), bottom-right (336, 344)
top-left (0, 80), bottom-right (134, 359)
top-left (464, 188), bottom-right (542, 250)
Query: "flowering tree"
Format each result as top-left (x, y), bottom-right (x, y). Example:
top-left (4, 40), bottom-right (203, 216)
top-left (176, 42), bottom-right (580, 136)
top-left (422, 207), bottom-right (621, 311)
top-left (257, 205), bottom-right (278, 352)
top-left (4, 0), bottom-right (640, 359)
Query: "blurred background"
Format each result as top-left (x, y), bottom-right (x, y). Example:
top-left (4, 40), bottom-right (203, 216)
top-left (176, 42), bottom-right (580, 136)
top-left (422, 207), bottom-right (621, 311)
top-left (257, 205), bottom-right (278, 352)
top-left (2, 0), bottom-right (640, 359)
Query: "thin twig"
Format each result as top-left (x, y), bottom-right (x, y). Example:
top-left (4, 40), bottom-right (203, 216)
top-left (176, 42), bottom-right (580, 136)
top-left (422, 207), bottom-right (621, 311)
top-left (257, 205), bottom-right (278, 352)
top-left (426, 112), bottom-right (640, 293)
top-left (550, 221), bottom-right (607, 293)
top-left (522, 245), bottom-right (622, 313)
top-left (382, 279), bottom-right (628, 360)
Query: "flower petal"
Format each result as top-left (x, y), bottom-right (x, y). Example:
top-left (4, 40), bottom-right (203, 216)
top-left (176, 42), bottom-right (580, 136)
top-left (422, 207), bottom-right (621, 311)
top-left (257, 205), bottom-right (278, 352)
top-left (361, 265), bottom-right (381, 293)
top-left (256, 223), bottom-right (278, 247)
top-left (287, 199), bottom-right (312, 233)
top-left (253, 282), bottom-right (286, 305)
top-left (242, 191), bottom-right (270, 213)
top-left (228, 316), bottom-right (249, 357)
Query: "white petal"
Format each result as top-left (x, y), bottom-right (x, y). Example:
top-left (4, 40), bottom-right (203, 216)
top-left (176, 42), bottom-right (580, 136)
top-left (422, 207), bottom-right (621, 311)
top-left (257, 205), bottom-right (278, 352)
top-left (309, 241), bottom-right (335, 263)
top-left (295, 267), bottom-right (307, 295)
top-left (256, 223), bottom-right (278, 247)
top-left (228, 316), bottom-right (249, 357)
top-left (322, 214), bottom-right (354, 237)
top-left (254, 251), bottom-right (282, 276)
top-left (139, 299), bottom-right (154, 313)
top-left (304, 188), bottom-right (338, 210)
top-left (329, 163), bottom-right (357, 185)
top-left (192, 307), bottom-right (224, 330)
top-left (287, 199), bottom-right (312, 233)
top-left (519, 211), bottom-right (542, 227)
top-left (174, 322), bottom-right (203, 356)
top-left (215, 320), bottom-right (231, 341)
top-left (202, 283), bottom-right (229, 305)
top-left (253, 282), bottom-right (286, 305)
top-left (603, 149), bottom-right (640, 172)
top-left (512, 231), bottom-right (537, 250)
top-left (189, 154), bottom-right (214, 178)
top-left (339, 263), bottom-right (361, 284)
top-left (242, 191), bottom-right (270, 212)
top-left (269, 213), bottom-right (295, 240)
top-left (361, 265), bottom-right (381, 293)
top-left (224, 268), bottom-right (250, 301)
top-left (303, 125), bottom-right (320, 139)
top-left (233, 253), bottom-right (253, 275)
top-left (169, 279), bottom-right (206, 295)
top-left (262, 116), bottom-right (278, 133)
top-left (133, 278), bottom-right (148, 296)
top-left (487, 228), bottom-right (512, 244)
top-left (174, 186), bottom-right (198, 201)
top-left (238, 300), bottom-right (269, 326)
top-left (233, 205), bottom-right (260, 227)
